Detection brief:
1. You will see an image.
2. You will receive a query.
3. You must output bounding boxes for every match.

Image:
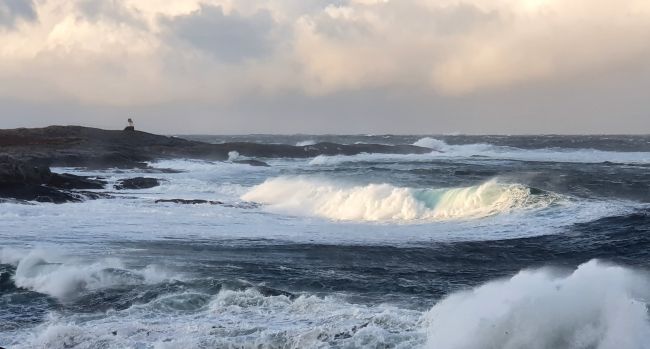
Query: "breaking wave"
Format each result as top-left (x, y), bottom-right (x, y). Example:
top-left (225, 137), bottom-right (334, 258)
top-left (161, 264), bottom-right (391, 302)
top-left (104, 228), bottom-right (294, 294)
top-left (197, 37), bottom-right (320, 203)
top-left (242, 177), bottom-right (561, 222)
top-left (296, 140), bottom-right (317, 146)
top-left (0, 248), bottom-right (180, 299)
top-left (413, 137), bottom-right (650, 164)
top-left (424, 260), bottom-right (650, 349)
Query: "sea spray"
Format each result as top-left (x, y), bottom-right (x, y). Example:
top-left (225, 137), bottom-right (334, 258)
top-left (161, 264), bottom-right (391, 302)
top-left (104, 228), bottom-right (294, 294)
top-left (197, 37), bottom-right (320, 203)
top-left (2, 248), bottom-right (181, 299)
top-left (423, 260), bottom-right (650, 349)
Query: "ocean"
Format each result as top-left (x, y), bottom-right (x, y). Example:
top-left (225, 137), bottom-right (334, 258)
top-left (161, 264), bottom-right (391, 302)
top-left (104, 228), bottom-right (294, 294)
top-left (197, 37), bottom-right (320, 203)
top-left (1, 135), bottom-right (650, 348)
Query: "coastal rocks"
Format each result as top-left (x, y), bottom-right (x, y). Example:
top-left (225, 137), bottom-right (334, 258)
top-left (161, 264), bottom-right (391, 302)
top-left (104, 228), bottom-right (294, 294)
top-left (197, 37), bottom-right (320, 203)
top-left (155, 199), bottom-right (223, 205)
top-left (0, 126), bottom-right (433, 171)
top-left (114, 177), bottom-right (160, 190)
top-left (232, 159), bottom-right (270, 167)
top-left (0, 156), bottom-right (109, 203)
top-left (0, 155), bottom-right (51, 184)
top-left (48, 173), bottom-right (106, 190)
top-left (0, 184), bottom-right (82, 203)
top-left (154, 199), bottom-right (259, 209)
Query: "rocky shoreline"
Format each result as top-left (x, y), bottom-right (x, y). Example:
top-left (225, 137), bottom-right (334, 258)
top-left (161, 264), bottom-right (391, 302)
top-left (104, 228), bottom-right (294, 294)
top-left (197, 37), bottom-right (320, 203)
top-left (0, 125), bottom-right (431, 203)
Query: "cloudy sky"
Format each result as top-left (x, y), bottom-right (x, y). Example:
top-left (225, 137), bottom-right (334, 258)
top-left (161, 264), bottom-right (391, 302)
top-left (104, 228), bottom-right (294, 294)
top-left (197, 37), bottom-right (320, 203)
top-left (1, 0), bottom-right (649, 134)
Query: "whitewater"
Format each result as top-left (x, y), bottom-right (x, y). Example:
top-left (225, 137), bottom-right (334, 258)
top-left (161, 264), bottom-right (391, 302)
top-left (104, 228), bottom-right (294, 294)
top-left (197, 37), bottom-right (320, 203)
top-left (2, 135), bottom-right (650, 348)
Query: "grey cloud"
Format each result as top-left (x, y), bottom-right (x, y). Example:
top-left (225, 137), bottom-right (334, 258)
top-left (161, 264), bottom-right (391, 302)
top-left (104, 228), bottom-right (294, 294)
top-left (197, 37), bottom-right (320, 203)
top-left (0, 0), bottom-right (37, 28)
top-left (163, 5), bottom-right (277, 63)
top-left (2, 63), bottom-right (649, 135)
top-left (312, 2), bottom-right (498, 40)
top-left (77, 0), bottom-right (143, 27)
top-left (430, 3), bottom-right (499, 35)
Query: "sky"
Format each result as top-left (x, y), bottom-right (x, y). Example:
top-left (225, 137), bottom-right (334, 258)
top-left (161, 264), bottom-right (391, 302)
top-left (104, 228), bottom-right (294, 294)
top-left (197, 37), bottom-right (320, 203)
top-left (0, 0), bottom-right (649, 134)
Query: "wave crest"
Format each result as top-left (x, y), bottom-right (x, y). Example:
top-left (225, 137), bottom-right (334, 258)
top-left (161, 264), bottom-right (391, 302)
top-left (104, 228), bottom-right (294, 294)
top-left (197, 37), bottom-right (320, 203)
top-left (242, 177), bottom-right (560, 222)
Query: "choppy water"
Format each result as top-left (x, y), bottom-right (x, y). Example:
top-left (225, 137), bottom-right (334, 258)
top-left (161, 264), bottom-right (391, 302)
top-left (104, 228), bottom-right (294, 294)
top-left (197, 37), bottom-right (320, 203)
top-left (1, 135), bottom-right (650, 348)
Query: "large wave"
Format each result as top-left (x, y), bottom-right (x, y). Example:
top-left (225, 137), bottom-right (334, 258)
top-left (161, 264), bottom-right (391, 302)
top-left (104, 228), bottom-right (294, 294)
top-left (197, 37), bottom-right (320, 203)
top-left (423, 260), bottom-right (650, 349)
top-left (241, 177), bottom-right (560, 222)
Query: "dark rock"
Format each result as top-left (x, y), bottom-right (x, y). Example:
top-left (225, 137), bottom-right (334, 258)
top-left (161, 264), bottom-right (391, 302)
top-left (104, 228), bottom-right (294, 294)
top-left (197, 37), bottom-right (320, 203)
top-left (333, 322), bottom-right (369, 340)
top-left (0, 155), bottom-right (51, 184)
top-left (141, 168), bottom-right (184, 174)
top-left (0, 156), bottom-right (111, 203)
top-left (155, 199), bottom-right (223, 205)
top-left (232, 159), bottom-right (270, 167)
top-left (123, 126), bottom-right (135, 131)
top-left (529, 187), bottom-right (546, 195)
top-left (223, 202), bottom-right (260, 209)
top-left (48, 173), bottom-right (106, 190)
top-left (153, 199), bottom-right (260, 208)
top-left (77, 191), bottom-right (113, 200)
top-left (0, 184), bottom-right (82, 203)
top-left (0, 126), bottom-right (433, 170)
top-left (114, 177), bottom-right (160, 190)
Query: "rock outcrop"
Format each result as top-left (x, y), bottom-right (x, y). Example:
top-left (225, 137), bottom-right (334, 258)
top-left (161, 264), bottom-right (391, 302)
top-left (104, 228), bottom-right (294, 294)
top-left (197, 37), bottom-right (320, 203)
top-left (114, 177), bottom-right (160, 190)
top-left (154, 199), bottom-right (223, 205)
top-left (0, 156), bottom-right (108, 203)
top-left (0, 126), bottom-right (432, 170)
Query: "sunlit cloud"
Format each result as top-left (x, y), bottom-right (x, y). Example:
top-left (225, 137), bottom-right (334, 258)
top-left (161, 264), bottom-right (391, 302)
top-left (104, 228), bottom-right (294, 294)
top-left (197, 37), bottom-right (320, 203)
top-left (0, 0), bottom-right (649, 133)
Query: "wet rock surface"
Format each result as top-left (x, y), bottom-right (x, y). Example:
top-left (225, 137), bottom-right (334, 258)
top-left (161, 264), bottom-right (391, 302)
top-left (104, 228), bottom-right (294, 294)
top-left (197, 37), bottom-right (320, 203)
top-left (154, 199), bottom-right (223, 205)
top-left (114, 177), bottom-right (161, 190)
top-left (232, 159), bottom-right (270, 167)
top-left (0, 156), bottom-right (109, 203)
top-left (154, 199), bottom-right (260, 209)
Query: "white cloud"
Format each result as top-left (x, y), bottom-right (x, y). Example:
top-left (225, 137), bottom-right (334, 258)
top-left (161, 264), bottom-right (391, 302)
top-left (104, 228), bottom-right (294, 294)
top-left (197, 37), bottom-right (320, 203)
top-left (0, 0), bottom-right (649, 106)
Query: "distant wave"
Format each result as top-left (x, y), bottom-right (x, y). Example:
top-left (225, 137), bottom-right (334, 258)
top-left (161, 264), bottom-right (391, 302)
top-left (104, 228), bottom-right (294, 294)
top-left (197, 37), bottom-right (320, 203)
top-left (308, 138), bottom-right (650, 165)
top-left (295, 140), bottom-right (317, 146)
top-left (424, 260), bottom-right (650, 348)
top-left (242, 177), bottom-right (560, 222)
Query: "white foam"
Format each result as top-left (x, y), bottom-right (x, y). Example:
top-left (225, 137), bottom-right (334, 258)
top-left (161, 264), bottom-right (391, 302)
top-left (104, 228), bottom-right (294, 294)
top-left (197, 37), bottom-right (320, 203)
top-left (7, 288), bottom-right (423, 348)
top-left (423, 260), bottom-right (650, 349)
top-left (227, 151), bottom-right (240, 161)
top-left (413, 137), bottom-right (456, 150)
top-left (296, 140), bottom-right (317, 146)
top-left (242, 177), bottom-right (560, 222)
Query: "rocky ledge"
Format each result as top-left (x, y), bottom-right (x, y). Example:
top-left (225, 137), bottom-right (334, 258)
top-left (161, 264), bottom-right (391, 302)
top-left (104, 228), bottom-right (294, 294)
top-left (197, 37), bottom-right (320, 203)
top-left (0, 125), bottom-right (433, 203)
top-left (0, 155), bottom-right (108, 203)
top-left (0, 125), bottom-right (431, 169)
top-left (114, 177), bottom-right (161, 190)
